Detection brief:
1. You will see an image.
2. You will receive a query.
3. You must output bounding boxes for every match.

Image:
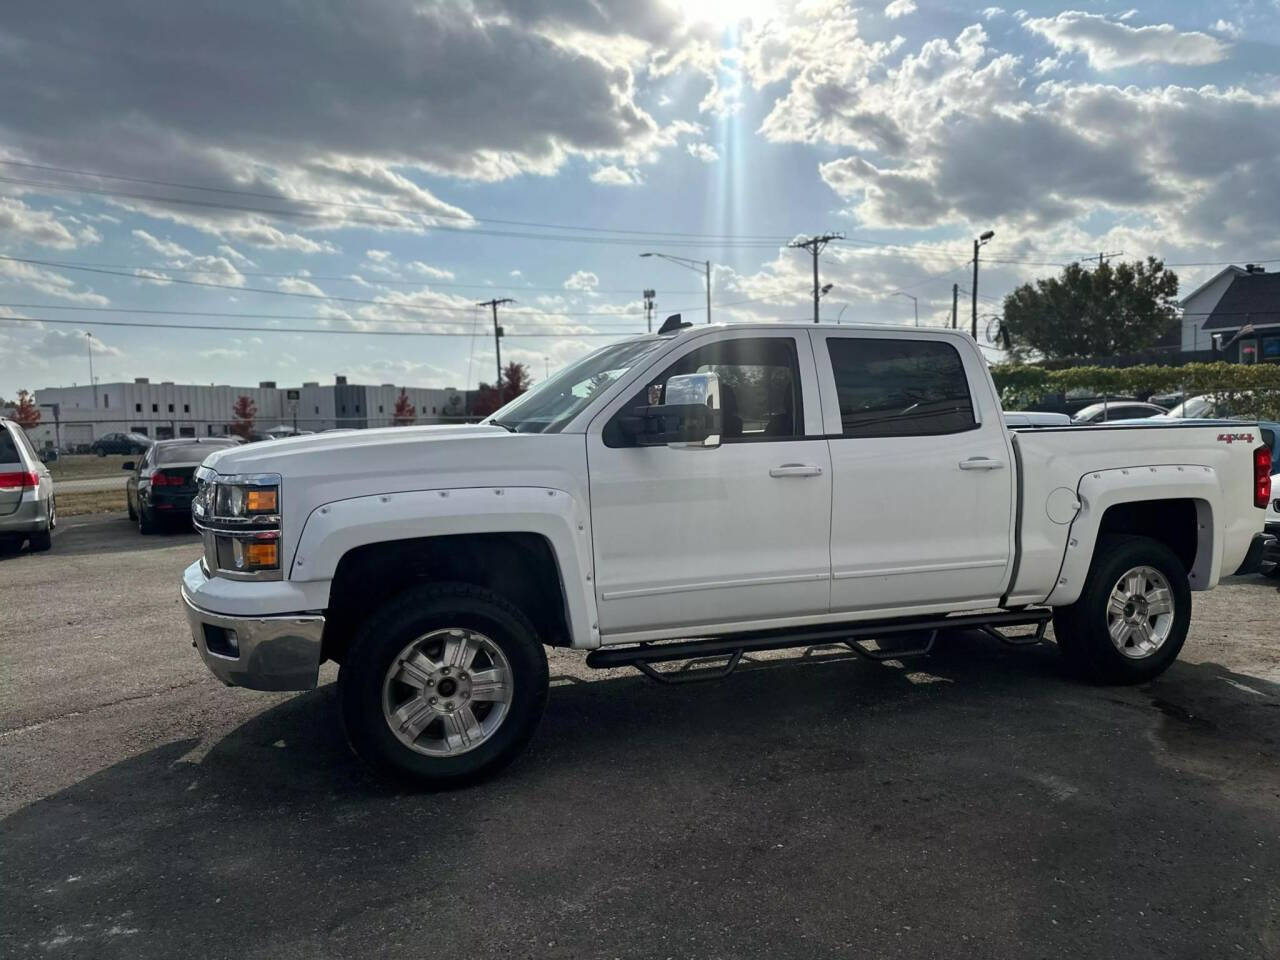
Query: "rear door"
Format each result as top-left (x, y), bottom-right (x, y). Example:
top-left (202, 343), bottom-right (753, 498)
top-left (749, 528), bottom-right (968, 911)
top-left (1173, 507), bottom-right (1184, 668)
top-left (0, 423), bottom-right (28, 516)
top-left (813, 330), bottom-right (1015, 614)
top-left (586, 330), bottom-right (832, 637)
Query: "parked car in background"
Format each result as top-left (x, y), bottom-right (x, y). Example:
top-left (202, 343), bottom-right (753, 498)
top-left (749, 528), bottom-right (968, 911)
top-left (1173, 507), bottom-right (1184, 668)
top-left (90, 432), bottom-right (152, 456)
top-left (125, 437), bottom-right (239, 534)
top-left (1071, 401), bottom-right (1167, 424)
top-left (0, 417), bottom-right (55, 552)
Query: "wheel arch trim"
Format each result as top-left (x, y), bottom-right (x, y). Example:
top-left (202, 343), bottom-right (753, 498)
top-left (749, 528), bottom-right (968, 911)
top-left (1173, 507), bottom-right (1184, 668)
top-left (292, 486), bottom-right (600, 649)
top-left (1044, 465), bottom-right (1220, 607)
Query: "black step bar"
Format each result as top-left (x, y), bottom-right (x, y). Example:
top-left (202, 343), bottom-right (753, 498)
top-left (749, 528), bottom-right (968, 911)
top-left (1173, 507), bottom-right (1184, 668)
top-left (585, 608), bottom-right (1053, 680)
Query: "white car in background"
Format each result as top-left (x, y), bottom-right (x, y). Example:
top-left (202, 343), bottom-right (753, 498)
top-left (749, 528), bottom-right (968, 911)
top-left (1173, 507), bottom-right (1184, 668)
top-left (0, 417), bottom-right (55, 553)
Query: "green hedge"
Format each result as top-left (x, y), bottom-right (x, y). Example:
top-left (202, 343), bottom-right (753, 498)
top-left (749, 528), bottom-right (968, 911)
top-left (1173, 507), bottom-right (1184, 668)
top-left (989, 362), bottom-right (1280, 420)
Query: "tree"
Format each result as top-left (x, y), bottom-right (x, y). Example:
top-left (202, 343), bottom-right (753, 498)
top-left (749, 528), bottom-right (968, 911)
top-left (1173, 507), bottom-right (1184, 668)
top-left (230, 395), bottom-right (257, 439)
top-left (1000, 257), bottom-right (1179, 361)
top-left (471, 362), bottom-right (532, 417)
top-left (392, 388), bottom-right (416, 426)
top-left (12, 390), bottom-right (40, 429)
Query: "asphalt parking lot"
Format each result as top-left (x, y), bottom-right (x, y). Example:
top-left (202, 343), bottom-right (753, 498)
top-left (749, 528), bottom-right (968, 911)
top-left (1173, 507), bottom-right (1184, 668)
top-left (2, 514), bottom-right (1278, 959)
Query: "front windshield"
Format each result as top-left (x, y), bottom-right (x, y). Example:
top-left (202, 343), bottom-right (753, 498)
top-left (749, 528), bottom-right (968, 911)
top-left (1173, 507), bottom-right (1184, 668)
top-left (487, 338), bottom-right (667, 433)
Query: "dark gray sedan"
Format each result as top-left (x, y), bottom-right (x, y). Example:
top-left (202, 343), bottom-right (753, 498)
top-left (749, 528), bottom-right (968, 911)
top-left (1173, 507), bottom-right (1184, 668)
top-left (125, 438), bottom-right (239, 534)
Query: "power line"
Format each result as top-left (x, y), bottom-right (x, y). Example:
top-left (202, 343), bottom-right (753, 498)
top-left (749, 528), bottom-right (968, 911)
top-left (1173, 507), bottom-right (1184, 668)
top-left (0, 256), bottom-right (706, 295)
top-left (0, 158), bottom-right (798, 242)
top-left (0, 314), bottom-right (645, 338)
top-left (0, 255), bottom-right (788, 319)
top-left (788, 233), bottom-right (843, 323)
top-left (0, 174), bottom-right (788, 249)
top-left (6, 161), bottom-right (1277, 269)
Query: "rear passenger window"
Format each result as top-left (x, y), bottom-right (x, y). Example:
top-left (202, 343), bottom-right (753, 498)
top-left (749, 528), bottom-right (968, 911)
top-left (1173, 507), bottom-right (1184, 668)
top-left (0, 426), bottom-right (21, 464)
top-left (826, 338), bottom-right (976, 438)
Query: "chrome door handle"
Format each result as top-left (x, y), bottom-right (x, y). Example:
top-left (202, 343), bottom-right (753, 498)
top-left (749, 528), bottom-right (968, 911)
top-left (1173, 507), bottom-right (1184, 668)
top-left (958, 457), bottom-right (1005, 470)
top-left (770, 463), bottom-right (823, 478)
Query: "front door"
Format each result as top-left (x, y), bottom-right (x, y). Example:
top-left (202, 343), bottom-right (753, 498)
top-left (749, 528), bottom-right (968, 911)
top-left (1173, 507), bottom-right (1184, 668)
top-left (586, 331), bottom-right (832, 639)
top-left (813, 330), bottom-right (1015, 615)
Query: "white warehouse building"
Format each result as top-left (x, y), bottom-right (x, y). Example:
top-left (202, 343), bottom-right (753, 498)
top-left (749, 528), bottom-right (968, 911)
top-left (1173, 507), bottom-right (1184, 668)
top-left (29, 375), bottom-right (465, 451)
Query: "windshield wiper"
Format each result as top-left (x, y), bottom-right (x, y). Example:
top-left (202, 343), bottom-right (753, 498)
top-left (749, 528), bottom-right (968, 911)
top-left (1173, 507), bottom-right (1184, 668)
top-left (487, 419), bottom-right (518, 433)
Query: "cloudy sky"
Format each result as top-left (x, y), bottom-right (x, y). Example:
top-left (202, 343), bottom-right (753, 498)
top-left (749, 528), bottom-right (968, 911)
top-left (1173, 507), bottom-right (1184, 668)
top-left (2, 0), bottom-right (1277, 401)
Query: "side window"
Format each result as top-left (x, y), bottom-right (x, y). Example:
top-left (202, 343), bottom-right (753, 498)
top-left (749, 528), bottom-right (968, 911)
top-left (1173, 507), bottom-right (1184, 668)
top-left (604, 337), bottom-right (804, 447)
top-left (0, 425), bottom-right (21, 464)
top-left (826, 337), bottom-right (977, 438)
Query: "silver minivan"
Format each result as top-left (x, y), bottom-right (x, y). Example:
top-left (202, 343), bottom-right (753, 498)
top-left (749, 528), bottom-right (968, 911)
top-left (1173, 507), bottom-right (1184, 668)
top-left (0, 418), bottom-right (55, 552)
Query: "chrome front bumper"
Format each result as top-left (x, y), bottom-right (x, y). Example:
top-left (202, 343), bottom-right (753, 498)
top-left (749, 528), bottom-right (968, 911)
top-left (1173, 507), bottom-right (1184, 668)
top-left (181, 585), bottom-right (325, 692)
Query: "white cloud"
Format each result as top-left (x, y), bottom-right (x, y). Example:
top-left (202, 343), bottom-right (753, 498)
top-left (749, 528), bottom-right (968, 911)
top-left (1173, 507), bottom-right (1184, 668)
top-left (0, 258), bottom-right (110, 305)
top-left (0, 198), bottom-right (99, 249)
top-left (509, 269), bottom-right (522, 278)
top-left (686, 142), bottom-right (719, 163)
top-left (589, 165), bottom-right (641, 186)
top-left (276, 277), bottom-right (327, 297)
top-left (884, 0), bottom-right (917, 19)
top-left (1211, 19), bottom-right (1242, 40)
top-left (216, 244), bottom-right (254, 266)
top-left (982, 7), bottom-right (1005, 19)
top-left (1023, 11), bottom-right (1229, 69)
top-left (199, 348), bottom-right (248, 361)
top-left (407, 261), bottom-right (455, 280)
top-left (131, 229), bottom-right (192, 258)
top-left (563, 270), bottom-right (600, 292)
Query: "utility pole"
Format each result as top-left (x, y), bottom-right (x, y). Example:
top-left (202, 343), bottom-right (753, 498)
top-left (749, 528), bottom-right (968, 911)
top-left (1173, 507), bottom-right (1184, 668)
top-left (1086, 251), bottom-right (1123, 268)
top-left (971, 230), bottom-right (994, 339)
top-left (789, 233), bottom-right (844, 323)
top-left (86, 332), bottom-right (96, 407)
top-left (951, 283), bottom-right (959, 329)
top-left (642, 289), bottom-right (656, 333)
top-left (476, 298), bottom-right (514, 394)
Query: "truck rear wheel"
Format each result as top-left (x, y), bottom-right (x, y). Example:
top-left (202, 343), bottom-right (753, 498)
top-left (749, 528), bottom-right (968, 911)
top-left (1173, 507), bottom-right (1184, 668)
top-left (339, 582), bottom-right (549, 787)
top-left (1052, 534), bottom-right (1190, 684)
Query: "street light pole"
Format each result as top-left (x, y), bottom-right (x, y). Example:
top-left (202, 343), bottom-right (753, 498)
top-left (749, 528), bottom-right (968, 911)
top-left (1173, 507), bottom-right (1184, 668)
top-left (86, 332), bottom-right (96, 407)
top-left (972, 230), bottom-right (994, 339)
top-left (640, 253), bottom-right (713, 323)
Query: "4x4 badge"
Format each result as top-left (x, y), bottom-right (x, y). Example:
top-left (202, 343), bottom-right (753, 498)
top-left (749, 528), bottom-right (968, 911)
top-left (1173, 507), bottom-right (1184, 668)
top-left (1216, 433), bottom-right (1254, 444)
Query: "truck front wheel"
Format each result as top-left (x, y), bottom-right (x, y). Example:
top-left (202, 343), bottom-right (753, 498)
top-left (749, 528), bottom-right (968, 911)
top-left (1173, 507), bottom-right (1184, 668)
top-left (1052, 534), bottom-right (1191, 684)
top-left (339, 582), bottom-right (549, 787)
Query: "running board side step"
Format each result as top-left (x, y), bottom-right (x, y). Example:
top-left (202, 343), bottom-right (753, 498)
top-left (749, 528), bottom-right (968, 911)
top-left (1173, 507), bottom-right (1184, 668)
top-left (585, 608), bottom-right (1053, 682)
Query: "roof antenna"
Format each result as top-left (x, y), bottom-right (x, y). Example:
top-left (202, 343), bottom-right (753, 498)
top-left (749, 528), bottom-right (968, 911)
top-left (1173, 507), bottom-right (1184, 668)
top-left (658, 313), bottom-right (691, 335)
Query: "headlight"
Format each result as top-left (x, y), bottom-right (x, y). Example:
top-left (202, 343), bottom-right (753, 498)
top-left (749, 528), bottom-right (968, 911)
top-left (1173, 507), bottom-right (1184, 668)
top-left (193, 469), bottom-right (283, 580)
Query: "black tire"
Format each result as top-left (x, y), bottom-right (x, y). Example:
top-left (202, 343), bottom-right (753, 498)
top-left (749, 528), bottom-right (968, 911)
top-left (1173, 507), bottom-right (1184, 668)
top-left (138, 504), bottom-right (157, 535)
top-left (339, 582), bottom-right (549, 788)
top-left (28, 500), bottom-right (54, 552)
top-left (95, 447), bottom-right (106, 457)
top-left (1052, 534), bottom-right (1191, 684)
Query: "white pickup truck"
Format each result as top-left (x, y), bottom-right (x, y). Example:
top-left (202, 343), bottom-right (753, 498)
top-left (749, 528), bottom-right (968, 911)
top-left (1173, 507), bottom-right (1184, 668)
top-left (180, 323), bottom-right (1272, 785)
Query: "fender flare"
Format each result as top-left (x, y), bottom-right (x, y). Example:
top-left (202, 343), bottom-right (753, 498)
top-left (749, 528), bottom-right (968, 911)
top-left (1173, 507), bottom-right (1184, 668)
top-left (1044, 464), bottom-right (1220, 607)
top-left (290, 485), bottom-right (600, 648)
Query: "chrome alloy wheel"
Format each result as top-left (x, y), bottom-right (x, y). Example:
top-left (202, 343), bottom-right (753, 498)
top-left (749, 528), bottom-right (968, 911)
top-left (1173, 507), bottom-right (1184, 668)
top-left (1106, 565), bottom-right (1175, 659)
top-left (381, 628), bottom-right (513, 757)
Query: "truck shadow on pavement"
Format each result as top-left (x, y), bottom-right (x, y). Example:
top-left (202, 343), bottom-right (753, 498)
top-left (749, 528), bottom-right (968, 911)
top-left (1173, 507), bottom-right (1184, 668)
top-left (3, 633), bottom-right (1279, 959)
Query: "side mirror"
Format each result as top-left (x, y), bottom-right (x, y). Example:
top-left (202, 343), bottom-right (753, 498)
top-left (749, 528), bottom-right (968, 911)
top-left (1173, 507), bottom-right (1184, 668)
top-left (121, 461), bottom-right (135, 471)
top-left (618, 372), bottom-right (722, 448)
top-left (663, 372), bottom-right (721, 448)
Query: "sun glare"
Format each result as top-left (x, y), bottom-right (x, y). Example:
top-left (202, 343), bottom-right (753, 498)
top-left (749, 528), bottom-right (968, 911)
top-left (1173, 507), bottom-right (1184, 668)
top-left (676, 0), bottom-right (777, 28)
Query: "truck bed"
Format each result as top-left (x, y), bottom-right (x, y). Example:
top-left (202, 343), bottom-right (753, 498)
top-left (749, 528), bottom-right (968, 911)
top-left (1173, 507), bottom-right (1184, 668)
top-left (1005, 421), bottom-right (1265, 606)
